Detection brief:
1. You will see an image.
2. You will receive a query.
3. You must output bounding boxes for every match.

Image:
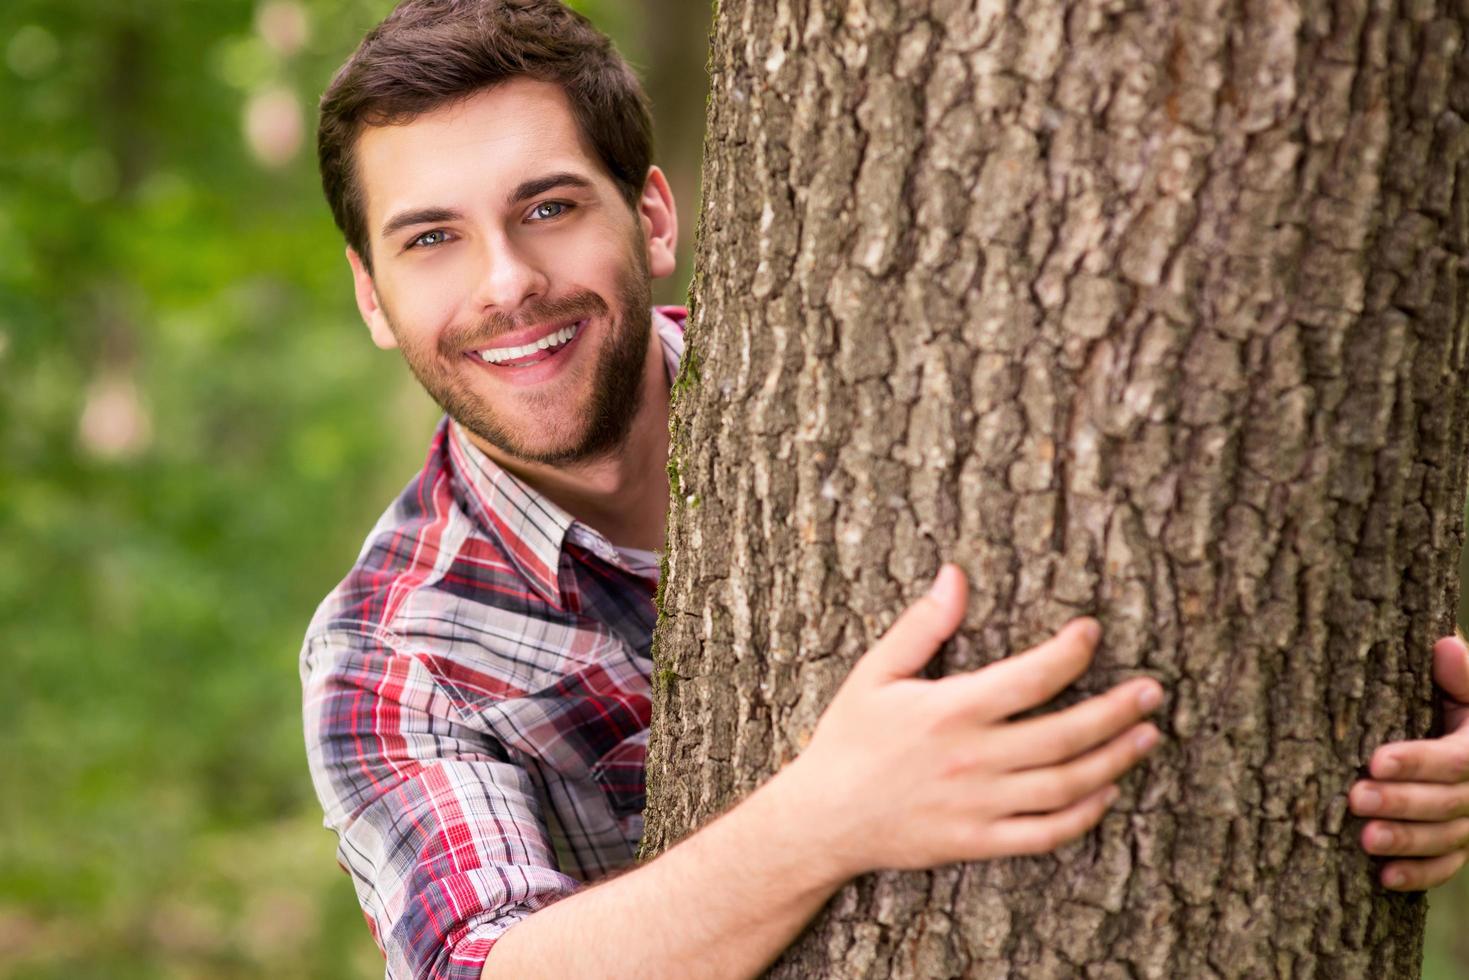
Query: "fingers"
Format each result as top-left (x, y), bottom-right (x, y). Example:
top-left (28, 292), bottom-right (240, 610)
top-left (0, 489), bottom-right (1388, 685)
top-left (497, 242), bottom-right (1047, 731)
top-left (1379, 850), bottom-right (1469, 892)
top-left (1369, 734), bottom-right (1469, 784)
top-left (992, 677), bottom-right (1164, 770)
top-left (853, 564), bottom-right (969, 684)
top-left (1349, 779), bottom-right (1469, 822)
top-left (997, 721), bottom-right (1160, 813)
top-left (1360, 816), bottom-right (1469, 858)
top-left (983, 784), bottom-right (1120, 857)
top-left (938, 618), bottom-right (1102, 722)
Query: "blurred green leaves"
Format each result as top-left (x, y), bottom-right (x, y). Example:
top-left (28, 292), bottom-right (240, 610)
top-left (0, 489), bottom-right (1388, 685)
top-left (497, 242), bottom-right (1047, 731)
top-left (0, 0), bottom-right (439, 974)
top-left (0, 0), bottom-right (1462, 977)
top-left (1, 0), bottom-right (656, 973)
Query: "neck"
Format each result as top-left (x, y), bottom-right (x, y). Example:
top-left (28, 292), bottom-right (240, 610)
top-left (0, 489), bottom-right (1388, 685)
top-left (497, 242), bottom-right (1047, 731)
top-left (468, 328), bottom-right (672, 552)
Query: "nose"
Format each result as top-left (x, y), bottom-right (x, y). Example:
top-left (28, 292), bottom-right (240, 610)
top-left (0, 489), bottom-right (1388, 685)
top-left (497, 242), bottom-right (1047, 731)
top-left (471, 234), bottom-right (550, 315)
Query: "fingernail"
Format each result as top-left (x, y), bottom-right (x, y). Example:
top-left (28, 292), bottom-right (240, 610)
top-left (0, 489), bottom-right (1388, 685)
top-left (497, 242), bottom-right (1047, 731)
top-left (1137, 683), bottom-right (1162, 712)
top-left (1373, 826), bottom-right (1395, 850)
top-left (1079, 619), bottom-right (1101, 644)
top-left (1377, 755), bottom-right (1401, 778)
top-left (1136, 727), bottom-right (1159, 751)
top-left (1384, 868), bottom-right (1405, 888)
top-left (1356, 788), bottom-right (1382, 811)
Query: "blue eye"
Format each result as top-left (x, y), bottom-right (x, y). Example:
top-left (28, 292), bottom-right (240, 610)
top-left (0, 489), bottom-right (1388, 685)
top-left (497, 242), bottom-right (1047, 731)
top-left (409, 229), bottom-right (449, 249)
top-left (529, 201), bottom-right (569, 221)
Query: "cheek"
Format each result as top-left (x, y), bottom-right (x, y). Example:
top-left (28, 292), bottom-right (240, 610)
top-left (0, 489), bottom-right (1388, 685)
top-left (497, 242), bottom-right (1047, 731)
top-left (383, 271), bottom-right (464, 344)
top-left (552, 218), bottom-right (637, 282)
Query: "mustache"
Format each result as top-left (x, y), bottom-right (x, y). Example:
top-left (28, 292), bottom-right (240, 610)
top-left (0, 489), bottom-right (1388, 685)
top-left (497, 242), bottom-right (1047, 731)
top-left (442, 292), bottom-right (609, 353)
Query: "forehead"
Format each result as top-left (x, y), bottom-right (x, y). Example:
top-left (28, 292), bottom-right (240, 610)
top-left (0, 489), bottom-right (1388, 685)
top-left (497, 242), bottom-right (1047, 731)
top-left (354, 78), bottom-right (601, 231)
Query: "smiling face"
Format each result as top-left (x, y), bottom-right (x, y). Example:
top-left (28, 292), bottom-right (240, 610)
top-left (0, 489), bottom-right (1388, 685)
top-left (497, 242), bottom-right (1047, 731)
top-left (346, 78), bottom-right (677, 466)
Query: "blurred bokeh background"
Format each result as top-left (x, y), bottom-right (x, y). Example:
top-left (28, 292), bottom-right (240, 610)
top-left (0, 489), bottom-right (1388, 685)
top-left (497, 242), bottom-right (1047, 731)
top-left (0, 0), bottom-right (705, 976)
top-left (0, 1), bottom-right (1465, 977)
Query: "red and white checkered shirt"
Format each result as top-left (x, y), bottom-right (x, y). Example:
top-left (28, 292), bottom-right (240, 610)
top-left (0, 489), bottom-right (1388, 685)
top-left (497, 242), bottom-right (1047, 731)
top-left (302, 307), bottom-right (685, 979)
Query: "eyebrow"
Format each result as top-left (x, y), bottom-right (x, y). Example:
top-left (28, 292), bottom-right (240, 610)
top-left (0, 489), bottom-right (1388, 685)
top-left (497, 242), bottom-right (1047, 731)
top-left (380, 206), bottom-right (463, 241)
top-left (506, 171), bottom-right (595, 206)
top-left (378, 172), bottom-right (598, 242)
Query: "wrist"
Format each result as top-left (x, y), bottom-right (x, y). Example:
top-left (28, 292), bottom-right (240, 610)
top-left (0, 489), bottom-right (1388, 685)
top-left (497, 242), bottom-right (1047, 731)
top-left (754, 757), bottom-right (864, 891)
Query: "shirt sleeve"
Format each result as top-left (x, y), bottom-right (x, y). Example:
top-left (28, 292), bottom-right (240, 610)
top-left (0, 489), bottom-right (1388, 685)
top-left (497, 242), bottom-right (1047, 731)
top-left (301, 629), bottom-right (581, 980)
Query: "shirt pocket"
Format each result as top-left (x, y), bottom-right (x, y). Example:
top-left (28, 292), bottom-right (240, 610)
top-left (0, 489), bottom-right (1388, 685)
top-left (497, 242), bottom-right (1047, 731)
top-left (587, 729), bottom-right (647, 820)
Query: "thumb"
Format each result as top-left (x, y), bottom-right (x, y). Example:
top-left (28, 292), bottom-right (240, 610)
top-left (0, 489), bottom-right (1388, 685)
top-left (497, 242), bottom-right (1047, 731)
top-left (853, 563), bottom-right (968, 684)
top-left (1433, 633), bottom-right (1469, 707)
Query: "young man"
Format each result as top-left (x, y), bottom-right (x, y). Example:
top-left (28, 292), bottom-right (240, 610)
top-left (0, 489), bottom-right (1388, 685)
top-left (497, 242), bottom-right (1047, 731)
top-left (303, 2), bottom-right (1469, 977)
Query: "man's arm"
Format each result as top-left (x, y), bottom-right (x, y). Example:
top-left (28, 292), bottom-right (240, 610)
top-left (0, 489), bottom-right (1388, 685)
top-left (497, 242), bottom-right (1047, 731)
top-left (485, 565), bottom-right (1164, 978)
top-left (482, 759), bottom-right (848, 980)
top-left (301, 629), bottom-right (585, 980)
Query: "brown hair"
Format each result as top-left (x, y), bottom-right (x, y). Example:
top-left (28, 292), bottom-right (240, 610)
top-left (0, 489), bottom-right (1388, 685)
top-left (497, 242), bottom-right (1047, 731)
top-left (317, 0), bottom-right (653, 272)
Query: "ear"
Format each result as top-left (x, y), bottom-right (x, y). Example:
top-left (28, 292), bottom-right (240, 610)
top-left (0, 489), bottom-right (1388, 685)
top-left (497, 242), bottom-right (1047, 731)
top-left (637, 165), bottom-right (678, 281)
top-left (346, 246), bottom-right (399, 350)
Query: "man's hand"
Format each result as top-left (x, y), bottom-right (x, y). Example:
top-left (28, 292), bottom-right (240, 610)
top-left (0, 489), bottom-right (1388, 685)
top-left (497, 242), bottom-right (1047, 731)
top-left (484, 566), bottom-right (1163, 980)
top-left (1349, 632), bottom-right (1469, 891)
top-left (778, 563), bottom-right (1164, 883)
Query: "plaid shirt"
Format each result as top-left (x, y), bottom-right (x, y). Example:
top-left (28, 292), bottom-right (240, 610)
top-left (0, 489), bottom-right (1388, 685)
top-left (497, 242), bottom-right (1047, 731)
top-left (302, 307), bottom-right (686, 980)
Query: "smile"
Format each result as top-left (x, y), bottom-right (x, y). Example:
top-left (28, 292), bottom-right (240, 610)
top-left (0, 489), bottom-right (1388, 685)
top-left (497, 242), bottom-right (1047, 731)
top-left (471, 319), bottom-right (585, 367)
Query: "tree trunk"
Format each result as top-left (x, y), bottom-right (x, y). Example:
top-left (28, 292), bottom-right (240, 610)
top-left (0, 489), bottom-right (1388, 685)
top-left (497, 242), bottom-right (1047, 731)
top-left (642, 0), bottom-right (1469, 976)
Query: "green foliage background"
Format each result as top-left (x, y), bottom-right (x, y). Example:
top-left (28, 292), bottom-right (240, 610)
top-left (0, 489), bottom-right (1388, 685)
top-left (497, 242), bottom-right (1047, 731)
top-left (0, 1), bottom-right (1464, 977)
top-left (0, 1), bottom-right (645, 975)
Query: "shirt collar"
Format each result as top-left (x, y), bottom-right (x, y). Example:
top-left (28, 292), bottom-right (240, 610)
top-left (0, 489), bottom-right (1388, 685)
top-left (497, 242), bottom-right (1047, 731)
top-left (446, 419), bottom-right (574, 606)
top-left (443, 305), bottom-right (688, 606)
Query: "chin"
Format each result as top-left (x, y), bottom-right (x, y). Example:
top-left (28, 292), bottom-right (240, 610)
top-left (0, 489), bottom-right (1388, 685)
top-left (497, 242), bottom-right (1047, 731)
top-left (457, 407), bottom-right (599, 467)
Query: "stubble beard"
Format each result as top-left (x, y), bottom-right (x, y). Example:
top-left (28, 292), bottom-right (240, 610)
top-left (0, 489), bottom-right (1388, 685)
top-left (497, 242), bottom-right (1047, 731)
top-left (387, 232), bottom-right (654, 467)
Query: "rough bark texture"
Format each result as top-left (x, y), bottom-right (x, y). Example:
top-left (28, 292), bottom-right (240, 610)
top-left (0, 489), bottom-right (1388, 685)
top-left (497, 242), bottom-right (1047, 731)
top-left (642, 0), bottom-right (1469, 976)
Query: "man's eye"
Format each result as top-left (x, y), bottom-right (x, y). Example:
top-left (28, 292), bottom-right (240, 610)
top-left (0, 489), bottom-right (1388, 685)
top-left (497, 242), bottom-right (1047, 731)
top-left (529, 201), bottom-right (570, 221)
top-left (408, 229), bottom-right (450, 250)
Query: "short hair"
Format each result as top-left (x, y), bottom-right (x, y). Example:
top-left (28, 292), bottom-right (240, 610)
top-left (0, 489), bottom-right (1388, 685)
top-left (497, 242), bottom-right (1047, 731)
top-left (317, 0), bottom-right (653, 272)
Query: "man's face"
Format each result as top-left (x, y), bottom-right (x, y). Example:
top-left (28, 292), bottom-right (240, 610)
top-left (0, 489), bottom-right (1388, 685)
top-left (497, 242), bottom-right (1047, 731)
top-left (346, 79), bottom-right (674, 465)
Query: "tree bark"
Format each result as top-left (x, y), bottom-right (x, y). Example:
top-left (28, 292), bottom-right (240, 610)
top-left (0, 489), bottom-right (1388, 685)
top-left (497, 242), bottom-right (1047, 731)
top-left (642, 0), bottom-right (1469, 976)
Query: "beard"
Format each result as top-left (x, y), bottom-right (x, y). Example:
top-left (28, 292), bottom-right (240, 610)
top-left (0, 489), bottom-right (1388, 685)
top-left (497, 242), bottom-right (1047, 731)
top-left (385, 229), bottom-right (654, 467)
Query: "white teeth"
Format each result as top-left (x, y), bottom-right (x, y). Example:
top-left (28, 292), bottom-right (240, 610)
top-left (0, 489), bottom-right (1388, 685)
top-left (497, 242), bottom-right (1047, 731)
top-left (476, 321), bottom-right (582, 364)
